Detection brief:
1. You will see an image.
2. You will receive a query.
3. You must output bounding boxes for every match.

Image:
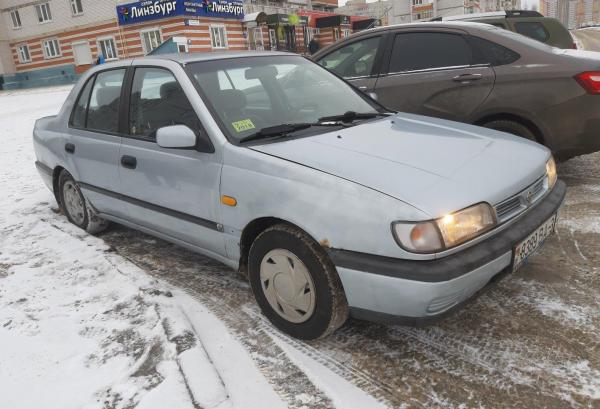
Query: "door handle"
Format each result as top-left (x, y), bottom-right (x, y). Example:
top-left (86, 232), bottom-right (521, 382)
top-left (358, 86), bottom-right (368, 90)
top-left (452, 73), bottom-right (483, 83)
top-left (65, 143), bottom-right (75, 154)
top-left (121, 155), bottom-right (137, 169)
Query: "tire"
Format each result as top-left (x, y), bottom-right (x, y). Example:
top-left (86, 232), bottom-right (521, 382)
top-left (248, 224), bottom-right (348, 340)
top-left (58, 170), bottom-right (109, 234)
top-left (482, 120), bottom-right (537, 142)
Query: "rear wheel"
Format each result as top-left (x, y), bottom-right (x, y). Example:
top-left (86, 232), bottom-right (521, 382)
top-left (58, 170), bottom-right (109, 234)
top-left (248, 224), bottom-right (348, 340)
top-left (482, 119), bottom-right (537, 142)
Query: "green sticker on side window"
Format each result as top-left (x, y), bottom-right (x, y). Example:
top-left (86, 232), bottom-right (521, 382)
top-left (232, 119), bottom-right (256, 132)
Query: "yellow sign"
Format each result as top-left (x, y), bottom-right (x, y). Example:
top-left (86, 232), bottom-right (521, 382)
top-left (232, 119), bottom-right (256, 132)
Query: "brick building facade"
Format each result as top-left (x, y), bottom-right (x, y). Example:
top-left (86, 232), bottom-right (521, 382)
top-left (0, 0), bottom-right (246, 89)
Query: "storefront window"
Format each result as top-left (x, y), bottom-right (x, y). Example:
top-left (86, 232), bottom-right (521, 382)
top-left (141, 29), bottom-right (162, 54)
top-left (210, 26), bottom-right (228, 49)
top-left (98, 37), bottom-right (118, 60)
top-left (17, 44), bottom-right (31, 63)
top-left (42, 38), bottom-right (61, 59)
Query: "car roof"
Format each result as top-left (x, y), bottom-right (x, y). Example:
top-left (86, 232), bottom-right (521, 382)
top-left (95, 50), bottom-right (298, 69)
top-left (142, 51), bottom-right (295, 65)
top-left (432, 10), bottom-right (544, 21)
top-left (349, 20), bottom-right (498, 35)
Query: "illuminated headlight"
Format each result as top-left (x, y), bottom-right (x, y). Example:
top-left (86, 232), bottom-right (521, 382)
top-left (392, 203), bottom-right (497, 253)
top-left (546, 156), bottom-right (557, 188)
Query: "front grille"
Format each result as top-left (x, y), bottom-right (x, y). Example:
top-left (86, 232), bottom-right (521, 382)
top-left (494, 177), bottom-right (547, 223)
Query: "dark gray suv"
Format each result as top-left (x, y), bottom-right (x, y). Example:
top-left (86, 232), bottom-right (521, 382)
top-left (313, 22), bottom-right (600, 160)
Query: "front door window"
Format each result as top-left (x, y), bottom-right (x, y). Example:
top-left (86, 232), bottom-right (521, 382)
top-left (317, 36), bottom-right (381, 78)
top-left (129, 67), bottom-right (202, 140)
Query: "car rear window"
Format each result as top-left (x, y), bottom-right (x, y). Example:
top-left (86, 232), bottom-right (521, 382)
top-left (514, 22), bottom-right (549, 43)
top-left (389, 32), bottom-right (471, 72)
top-left (469, 36), bottom-right (521, 66)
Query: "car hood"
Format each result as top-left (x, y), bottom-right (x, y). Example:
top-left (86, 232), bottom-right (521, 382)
top-left (251, 113), bottom-right (550, 218)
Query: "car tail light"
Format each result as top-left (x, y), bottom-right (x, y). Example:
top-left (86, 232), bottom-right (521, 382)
top-left (575, 72), bottom-right (600, 94)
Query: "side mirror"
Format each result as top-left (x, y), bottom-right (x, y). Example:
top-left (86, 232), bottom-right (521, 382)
top-left (367, 92), bottom-right (378, 101)
top-left (156, 125), bottom-right (198, 149)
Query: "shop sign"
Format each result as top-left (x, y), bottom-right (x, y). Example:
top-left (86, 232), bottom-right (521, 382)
top-left (117, 1), bottom-right (180, 25)
top-left (117, 0), bottom-right (244, 25)
top-left (266, 13), bottom-right (309, 25)
top-left (183, 1), bottom-right (244, 20)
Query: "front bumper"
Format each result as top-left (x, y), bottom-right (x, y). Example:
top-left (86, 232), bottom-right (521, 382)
top-left (329, 180), bottom-right (567, 325)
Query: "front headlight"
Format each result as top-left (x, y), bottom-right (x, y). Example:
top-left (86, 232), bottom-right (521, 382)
top-left (546, 156), bottom-right (557, 188)
top-left (392, 203), bottom-right (496, 253)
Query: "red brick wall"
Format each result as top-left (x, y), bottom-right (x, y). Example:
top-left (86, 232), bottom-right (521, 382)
top-left (10, 17), bottom-right (247, 73)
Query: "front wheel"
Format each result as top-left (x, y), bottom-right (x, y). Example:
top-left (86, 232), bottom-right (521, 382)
top-left (58, 170), bottom-right (109, 234)
top-left (248, 224), bottom-right (348, 340)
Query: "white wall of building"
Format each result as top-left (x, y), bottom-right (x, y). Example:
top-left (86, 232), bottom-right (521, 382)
top-left (1, 0), bottom-right (118, 42)
top-left (0, 12), bottom-right (15, 75)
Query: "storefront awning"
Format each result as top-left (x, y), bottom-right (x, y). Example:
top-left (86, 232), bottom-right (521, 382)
top-left (265, 13), bottom-right (308, 25)
top-left (315, 15), bottom-right (351, 28)
top-left (352, 18), bottom-right (378, 31)
top-left (243, 11), bottom-right (267, 23)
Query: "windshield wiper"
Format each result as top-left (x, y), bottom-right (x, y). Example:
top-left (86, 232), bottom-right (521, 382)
top-left (318, 111), bottom-right (391, 124)
top-left (239, 122), bottom-right (341, 143)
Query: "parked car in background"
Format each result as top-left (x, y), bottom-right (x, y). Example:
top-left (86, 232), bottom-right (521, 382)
top-left (431, 10), bottom-right (576, 49)
top-left (34, 52), bottom-right (565, 340)
top-left (313, 22), bottom-right (600, 160)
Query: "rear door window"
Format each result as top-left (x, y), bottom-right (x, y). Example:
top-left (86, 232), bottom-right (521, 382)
top-left (514, 22), bottom-right (549, 42)
top-left (317, 36), bottom-right (382, 78)
top-left (86, 69), bottom-right (126, 134)
top-left (389, 32), bottom-right (472, 73)
top-left (129, 67), bottom-right (202, 140)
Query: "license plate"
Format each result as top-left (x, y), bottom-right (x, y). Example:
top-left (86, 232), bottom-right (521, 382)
top-left (512, 214), bottom-right (557, 272)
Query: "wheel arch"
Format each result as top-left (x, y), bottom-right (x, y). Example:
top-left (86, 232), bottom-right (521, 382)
top-left (238, 216), bottom-right (326, 275)
top-left (52, 165), bottom-right (66, 205)
top-left (473, 112), bottom-right (546, 145)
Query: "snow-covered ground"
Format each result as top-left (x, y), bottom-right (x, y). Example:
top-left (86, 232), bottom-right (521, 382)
top-left (0, 86), bottom-right (384, 409)
top-left (1, 86), bottom-right (599, 408)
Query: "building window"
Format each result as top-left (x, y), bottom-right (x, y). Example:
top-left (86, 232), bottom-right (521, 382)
top-left (97, 37), bottom-right (118, 60)
top-left (342, 28), bottom-right (351, 38)
top-left (210, 25), bottom-right (228, 49)
top-left (141, 29), bottom-right (162, 54)
top-left (17, 44), bottom-right (31, 63)
top-left (42, 39), bottom-right (61, 59)
top-left (35, 2), bottom-right (52, 23)
top-left (70, 0), bottom-right (84, 15)
top-left (10, 10), bottom-right (22, 29)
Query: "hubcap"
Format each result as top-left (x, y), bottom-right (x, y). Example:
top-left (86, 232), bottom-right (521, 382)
top-left (63, 180), bottom-right (85, 225)
top-left (260, 249), bottom-right (316, 324)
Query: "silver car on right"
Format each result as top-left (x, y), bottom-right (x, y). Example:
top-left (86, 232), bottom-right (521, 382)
top-left (313, 22), bottom-right (600, 160)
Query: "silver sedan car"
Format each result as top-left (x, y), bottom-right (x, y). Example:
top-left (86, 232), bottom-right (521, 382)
top-left (33, 52), bottom-right (565, 339)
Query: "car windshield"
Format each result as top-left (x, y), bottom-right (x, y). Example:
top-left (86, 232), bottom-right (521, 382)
top-left (185, 55), bottom-right (382, 142)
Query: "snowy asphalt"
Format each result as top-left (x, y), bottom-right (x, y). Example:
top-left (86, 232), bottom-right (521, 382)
top-left (1, 86), bottom-right (599, 408)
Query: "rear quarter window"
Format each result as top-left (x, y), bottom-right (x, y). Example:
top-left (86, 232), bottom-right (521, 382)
top-left (70, 76), bottom-right (94, 128)
top-left (469, 36), bottom-right (521, 66)
top-left (514, 22), bottom-right (549, 43)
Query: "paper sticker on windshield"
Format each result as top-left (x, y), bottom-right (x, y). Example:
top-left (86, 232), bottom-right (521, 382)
top-left (232, 119), bottom-right (255, 132)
